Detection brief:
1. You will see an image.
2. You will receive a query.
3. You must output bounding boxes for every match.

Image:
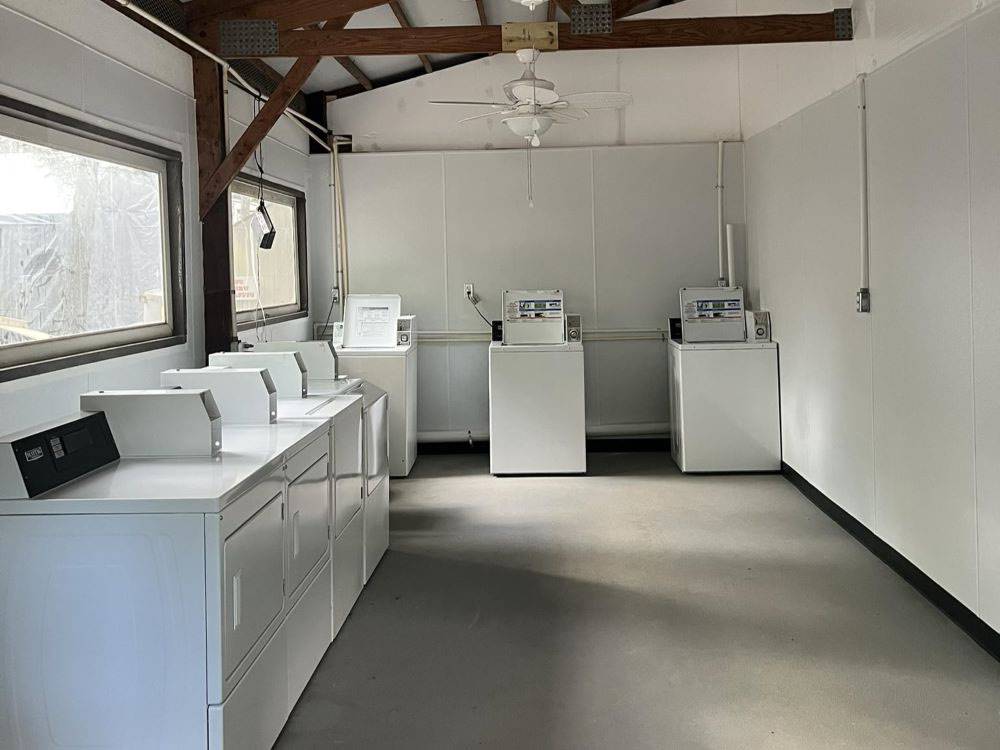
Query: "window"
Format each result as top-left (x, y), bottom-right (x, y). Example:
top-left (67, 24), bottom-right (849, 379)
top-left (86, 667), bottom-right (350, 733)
top-left (230, 178), bottom-right (307, 327)
top-left (0, 98), bottom-right (184, 381)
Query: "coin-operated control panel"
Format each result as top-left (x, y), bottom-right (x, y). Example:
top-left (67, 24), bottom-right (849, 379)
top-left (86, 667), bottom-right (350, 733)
top-left (679, 287), bottom-right (747, 343)
top-left (0, 412), bottom-right (119, 499)
top-left (502, 289), bottom-right (566, 346)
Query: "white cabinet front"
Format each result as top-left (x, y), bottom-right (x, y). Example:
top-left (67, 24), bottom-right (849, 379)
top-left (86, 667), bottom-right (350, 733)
top-left (286, 454), bottom-right (330, 599)
top-left (223, 493), bottom-right (285, 679)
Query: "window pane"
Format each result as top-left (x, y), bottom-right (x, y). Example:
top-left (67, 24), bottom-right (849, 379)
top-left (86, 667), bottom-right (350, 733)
top-left (231, 184), bottom-right (299, 314)
top-left (0, 133), bottom-right (167, 348)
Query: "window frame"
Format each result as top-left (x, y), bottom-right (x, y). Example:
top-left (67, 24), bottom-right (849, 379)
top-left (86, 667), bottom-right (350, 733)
top-left (0, 95), bottom-right (186, 383)
top-left (230, 174), bottom-right (309, 331)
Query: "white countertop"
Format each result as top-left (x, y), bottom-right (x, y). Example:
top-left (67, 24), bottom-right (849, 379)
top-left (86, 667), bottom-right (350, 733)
top-left (307, 377), bottom-right (363, 397)
top-left (1, 419), bottom-right (330, 515)
top-left (277, 393), bottom-right (362, 420)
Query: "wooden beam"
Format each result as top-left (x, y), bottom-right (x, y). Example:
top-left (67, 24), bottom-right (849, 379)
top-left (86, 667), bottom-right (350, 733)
top-left (193, 57), bottom-right (238, 356)
top-left (335, 56), bottom-right (373, 88)
top-left (547, 1), bottom-right (558, 23)
top-left (614, 0), bottom-right (649, 18)
top-left (474, 0), bottom-right (487, 26)
top-left (200, 55), bottom-right (321, 218)
top-left (388, 0), bottom-right (433, 73)
top-left (189, 0), bottom-right (385, 35)
top-left (323, 53), bottom-right (485, 100)
top-left (217, 14), bottom-right (847, 57)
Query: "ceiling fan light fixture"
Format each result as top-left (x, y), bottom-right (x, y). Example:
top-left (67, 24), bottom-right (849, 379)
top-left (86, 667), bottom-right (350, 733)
top-left (502, 114), bottom-right (553, 144)
top-left (512, 0), bottom-right (547, 9)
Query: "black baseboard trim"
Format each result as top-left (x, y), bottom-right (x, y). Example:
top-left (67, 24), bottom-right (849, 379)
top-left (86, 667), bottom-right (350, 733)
top-left (418, 437), bottom-right (669, 455)
top-left (782, 462), bottom-right (1000, 663)
top-left (418, 441), bottom-right (488, 455)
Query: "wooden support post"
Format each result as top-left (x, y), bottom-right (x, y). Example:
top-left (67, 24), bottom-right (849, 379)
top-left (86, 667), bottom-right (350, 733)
top-left (193, 56), bottom-right (237, 358)
top-left (199, 55), bottom-right (321, 218)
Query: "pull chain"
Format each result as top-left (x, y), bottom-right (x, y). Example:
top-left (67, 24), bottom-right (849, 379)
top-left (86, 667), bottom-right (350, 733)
top-left (526, 142), bottom-right (534, 208)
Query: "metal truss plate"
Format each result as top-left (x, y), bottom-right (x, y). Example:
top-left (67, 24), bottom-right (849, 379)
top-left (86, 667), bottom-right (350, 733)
top-left (570, 3), bottom-right (613, 35)
top-left (833, 8), bottom-right (854, 41)
top-left (219, 19), bottom-right (279, 58)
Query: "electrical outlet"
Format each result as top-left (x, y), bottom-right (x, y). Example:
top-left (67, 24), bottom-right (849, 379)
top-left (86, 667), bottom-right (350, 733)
top-left (464, 283), bottom-right (477, 303)
top-left (330, 286), bottom-right (340, 303)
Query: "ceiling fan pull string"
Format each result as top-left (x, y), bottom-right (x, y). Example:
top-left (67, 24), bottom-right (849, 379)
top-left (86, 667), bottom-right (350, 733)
top-left (527, 142), bottom-right (534, 209)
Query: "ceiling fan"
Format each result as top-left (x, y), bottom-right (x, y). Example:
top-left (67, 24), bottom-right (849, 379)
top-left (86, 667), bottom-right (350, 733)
top-left (429, 48), bottom-right (632, 147)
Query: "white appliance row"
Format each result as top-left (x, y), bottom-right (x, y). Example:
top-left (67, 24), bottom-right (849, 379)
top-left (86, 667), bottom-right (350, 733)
top-left (0, 346), bottom-right (391, 750)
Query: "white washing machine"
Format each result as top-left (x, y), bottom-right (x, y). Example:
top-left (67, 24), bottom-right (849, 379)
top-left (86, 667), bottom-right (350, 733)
top-left (334, 342), bottom-right (417, 478)
top-left (668, 339), bottom-right (781, 472)
top-left (488, 341), bottom-right (586, 475)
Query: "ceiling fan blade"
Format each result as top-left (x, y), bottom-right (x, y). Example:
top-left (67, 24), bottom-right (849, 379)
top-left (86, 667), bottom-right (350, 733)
top-left (545, 107), bottom-right (589, 122)
top-left (458, 110), bottom-right (515, 123)
top-left (559, 92), bottom-right (633, 110)
top-left (429, 100), bottom-right (511, 108)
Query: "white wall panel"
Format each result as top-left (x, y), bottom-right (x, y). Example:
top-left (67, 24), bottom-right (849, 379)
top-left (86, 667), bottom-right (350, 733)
top-left (796, 87), bottom-right (875, 527)
top-left (593, 143), bottom-right (743, 329)
top-left (1, 0), bottom-right (192, 96)
top-left (341, 153), bottom-right (448, 330)
top-left (341, 144), bottom-right (743, 438)
top-left (443, 149), bottom-right (596, 329)
top-left (747, 84), bottom-right (876, 527)
top-left (737, 0), bottom-right (1000, 138)
top-left (748, 115), bottom-right (811, 475)
top-left (81, 51), bottom-right (192, 143)
top-left (0, 7), bottom-right (84, 111)
top-left (446, 342), bottom-right (491, 436)
top-left (967, 8), bottom-right (1000, 631)
top-left (592, 340), bottom-right (670, 429)
top-left (416, 343), bottom-right (452, 434)
top-left (746, 0), bottom-right (1000, 630)
top-left (865, 28), bottom-right (976, 607)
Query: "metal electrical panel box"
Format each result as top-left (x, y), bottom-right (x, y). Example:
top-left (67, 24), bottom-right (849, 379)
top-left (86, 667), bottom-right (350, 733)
top-left (679, 287), bottom-right (747, 343)
top-left (502, 289), bottom-right (566, 346)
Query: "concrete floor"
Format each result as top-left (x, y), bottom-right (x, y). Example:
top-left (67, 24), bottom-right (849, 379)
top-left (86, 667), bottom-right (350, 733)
top-left (276, 453), bottom-right (1000, 749)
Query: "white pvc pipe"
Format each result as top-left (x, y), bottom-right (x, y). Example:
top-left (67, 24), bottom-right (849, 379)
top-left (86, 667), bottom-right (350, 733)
top-left (331, 140), bottom-right (350, 304)
top-left (114, 0), bottom-right (331, 152)
top-left (726, 223), bottom-right (737, 288)
top-left (716, 141), bottom-right (726, 286)
top-left (857, 74), bottom-right (871, 292)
